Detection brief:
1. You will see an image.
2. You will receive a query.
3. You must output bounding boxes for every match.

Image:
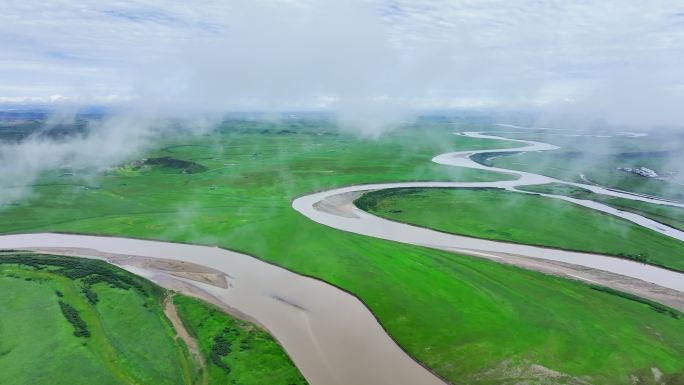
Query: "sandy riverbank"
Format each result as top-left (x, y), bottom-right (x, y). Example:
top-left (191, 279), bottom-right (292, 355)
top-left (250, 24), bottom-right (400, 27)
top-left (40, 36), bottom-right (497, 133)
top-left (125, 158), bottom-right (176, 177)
top-left (0, 233), bottom-right (448, 385)
top-left (292, 131), bottom-right (684, 305)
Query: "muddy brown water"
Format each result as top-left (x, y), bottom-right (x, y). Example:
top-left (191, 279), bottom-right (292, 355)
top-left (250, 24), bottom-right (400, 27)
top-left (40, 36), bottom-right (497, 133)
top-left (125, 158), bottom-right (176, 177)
top-left (2, 130), bottom-right (684, 385)
top-left (293, 132), bottom-right (684, 294)
top-left (0, 234), bottom-right (447, 385)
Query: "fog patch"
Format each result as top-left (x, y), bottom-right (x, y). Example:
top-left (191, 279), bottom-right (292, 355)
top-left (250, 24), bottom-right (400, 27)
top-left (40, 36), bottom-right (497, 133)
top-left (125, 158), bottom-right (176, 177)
top-left (0, 107), bottom-right (220, 206)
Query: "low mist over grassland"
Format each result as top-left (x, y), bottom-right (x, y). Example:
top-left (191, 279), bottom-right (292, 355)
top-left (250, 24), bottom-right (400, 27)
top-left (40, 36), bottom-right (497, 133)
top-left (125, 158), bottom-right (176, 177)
top-left (2, 1), bottom-right (684, 384)
top-left (2, 114), bottom-right (684, 383)
top-left (478, 128), bottom-right (684, 201)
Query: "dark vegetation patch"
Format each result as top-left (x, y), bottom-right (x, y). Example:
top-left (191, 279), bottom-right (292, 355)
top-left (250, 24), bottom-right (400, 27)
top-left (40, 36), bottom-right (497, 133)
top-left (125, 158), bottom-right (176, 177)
top-left (82, 286), bottom-right (98, 305)
top-left (470, 151), bottom-right (522, 165)
top-left (210, 332), bottom-right (233, 373)
top-left (142, 156), bottom-right (207, 174)
top-left (521, 183), bottom-right (592, 198)
top-left (355, 187), bottom-right (498, 213)
top-left (0, 251), bottom-right (167, 343)
top-left (0, 249), bottom-right (307, 384)
top-left (58, 300), bottom-right (90, 337)
top-left (614, 252), bottom-right (649, 263)
top-left (174, 296), bottom-right (306, 384)
top-left (590, 285), bottom-right (681, 319)
top-left (0, 251), bottom-right (161, 299)
top-left (355, 188), bottom-right (428, 212)
top-left (174, 296), bottom-right (308, 384)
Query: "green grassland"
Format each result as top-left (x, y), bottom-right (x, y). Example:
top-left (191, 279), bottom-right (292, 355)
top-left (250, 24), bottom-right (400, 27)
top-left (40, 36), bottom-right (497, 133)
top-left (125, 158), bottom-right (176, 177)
top-left (1, 121), bottom-right (683, 383)
top-left (0, 252), bottom-right (306, 385)
top-left (519, 183), bottom-right (684, 231)
top-left (355, 187), bottom-right (684, 271)
top-left (478, 130), bottom-right (684, 202)
top-left (174, 296), bottom-right (307, 385)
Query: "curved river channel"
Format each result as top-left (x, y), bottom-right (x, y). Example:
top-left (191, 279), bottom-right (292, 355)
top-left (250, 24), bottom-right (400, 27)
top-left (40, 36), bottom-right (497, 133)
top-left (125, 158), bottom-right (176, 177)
top-left (1, 130), bottom-right (683, 385)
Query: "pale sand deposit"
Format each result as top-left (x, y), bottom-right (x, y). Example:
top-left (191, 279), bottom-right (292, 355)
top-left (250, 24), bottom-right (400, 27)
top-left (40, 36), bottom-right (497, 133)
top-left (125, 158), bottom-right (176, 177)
top-left (3, 130), bottom-right (683, 385)
top-left (0, 234), bottom-right (448, 385)
top-left (293, 131), bottom-right (684, 305)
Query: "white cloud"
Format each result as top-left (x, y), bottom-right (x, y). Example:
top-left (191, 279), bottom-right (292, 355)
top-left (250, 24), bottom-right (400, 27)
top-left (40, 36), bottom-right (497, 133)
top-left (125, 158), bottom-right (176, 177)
top-left (2, 0), bottom-right (684, 205)
top-left (0, 0), bottom-right (683, 126)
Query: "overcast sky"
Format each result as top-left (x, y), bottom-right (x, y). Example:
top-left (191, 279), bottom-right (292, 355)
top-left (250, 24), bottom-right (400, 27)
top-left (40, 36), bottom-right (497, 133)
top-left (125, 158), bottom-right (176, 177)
top-left (2, 0), bottom-right (684, 123)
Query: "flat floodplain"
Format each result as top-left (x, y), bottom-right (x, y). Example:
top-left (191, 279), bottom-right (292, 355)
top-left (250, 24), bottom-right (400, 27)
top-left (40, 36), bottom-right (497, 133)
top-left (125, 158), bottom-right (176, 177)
top-left (481, 130), bottom-right (684, 202)
top-left (0, 253), bottom-right (195, 385)
top-left (1, 122), bottom-right (683, 383)
top-left (174, 296), bottom-right (307, 385)
top-left (520, 182), bottom-right (684, 231)
top-left (0, 252), bottom-right (306, 385)
top-left (355, 187), bottom-right (684, 271)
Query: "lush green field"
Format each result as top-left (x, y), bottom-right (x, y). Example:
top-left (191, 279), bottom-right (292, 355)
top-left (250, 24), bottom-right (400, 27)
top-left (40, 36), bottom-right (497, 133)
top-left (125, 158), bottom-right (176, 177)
top-left (519, 183), bottom-right (684, 231)
top-left (356, 187), bottom-right (684, 271)
top-left (479, 129), bottom-right (684, 202)
top-left (174, 296), bottom-right (307, 385)
top-left (1, 121), bottom-right (683, 383)
top-left (0, 252), bottom-right (306, 385)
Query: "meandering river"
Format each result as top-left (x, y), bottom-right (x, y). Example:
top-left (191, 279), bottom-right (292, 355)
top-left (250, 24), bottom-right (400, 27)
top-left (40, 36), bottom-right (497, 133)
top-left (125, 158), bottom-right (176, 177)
top-left (293, 131), bottom-right (684, 294)
top-left (1, 130), bottom-right (683, 385)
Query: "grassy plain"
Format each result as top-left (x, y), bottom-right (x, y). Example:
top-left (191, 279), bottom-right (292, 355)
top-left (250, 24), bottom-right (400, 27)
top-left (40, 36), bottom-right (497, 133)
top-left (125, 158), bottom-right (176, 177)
top-left (480, 129), bottom-right (684, 202)
top-left (174, 296), bottom-right (307, 385)
top-left (356, 187), bottom-right (684, 271)
top-left (520, 183), bottom-right (684, 231)
top-left (0, 252), bottom-right (196, 385)
top-left (0, 252), bottom-right (306, 385)
top-left (1, 121), bottom-right (683, 383)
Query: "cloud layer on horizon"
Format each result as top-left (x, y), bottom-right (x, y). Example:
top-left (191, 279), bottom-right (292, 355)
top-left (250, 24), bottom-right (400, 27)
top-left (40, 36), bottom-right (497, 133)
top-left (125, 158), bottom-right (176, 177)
top-left (2, 0), bottom-right (684, 126)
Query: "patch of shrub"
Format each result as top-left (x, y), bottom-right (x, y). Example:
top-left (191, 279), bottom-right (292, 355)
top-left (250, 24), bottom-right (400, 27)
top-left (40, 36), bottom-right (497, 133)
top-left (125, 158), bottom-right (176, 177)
top-left (0, 254), bottom-right (151, 296)
top-left (470, 151), bottom-right (522, 165)
top-left (590, 285), bottom-right (680, 319)
top-left (616, 252), bottom-right (649, 263)
top-left (58, 301), bottom-right (90, 337)
top-left (143, 156), bottom-right (207, 174)
top-left (82, 287), bottom-right (98, 305)
top-left (210, 334), bottom-right (233, 373)
top-left (355, 188), bottom-right (426, 212)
